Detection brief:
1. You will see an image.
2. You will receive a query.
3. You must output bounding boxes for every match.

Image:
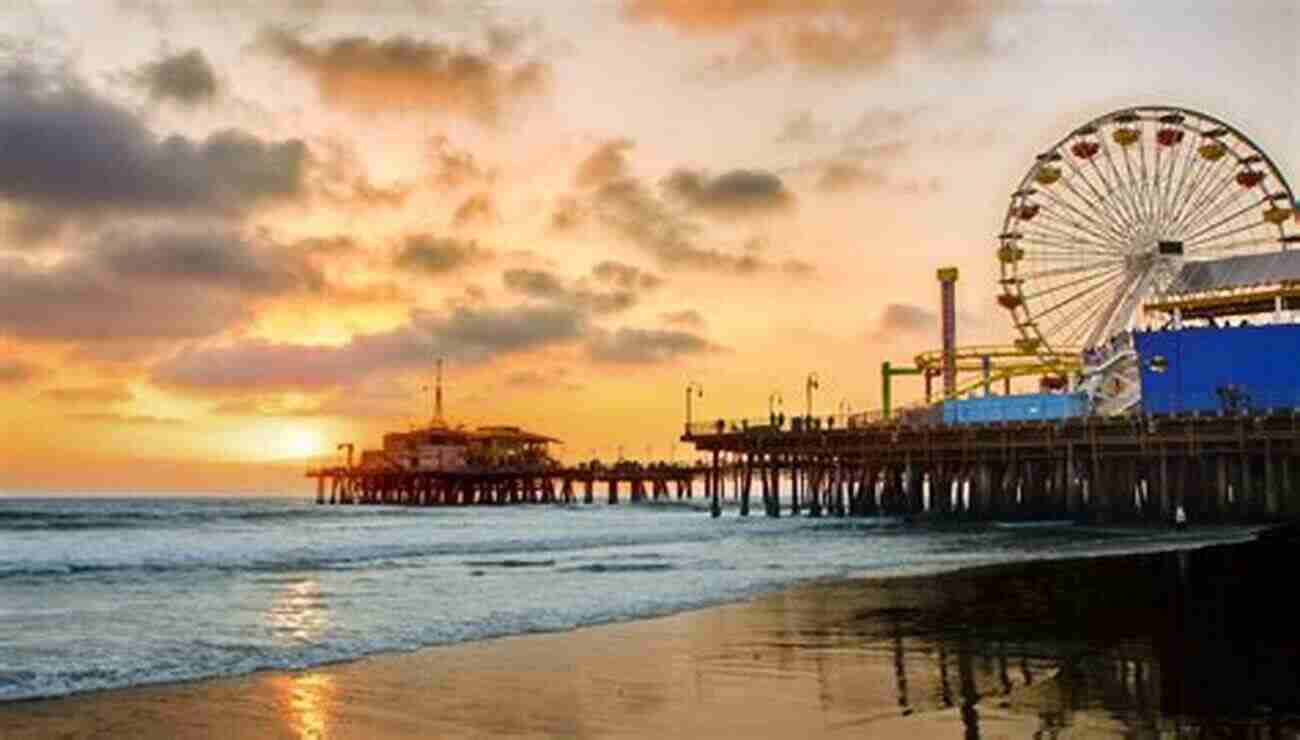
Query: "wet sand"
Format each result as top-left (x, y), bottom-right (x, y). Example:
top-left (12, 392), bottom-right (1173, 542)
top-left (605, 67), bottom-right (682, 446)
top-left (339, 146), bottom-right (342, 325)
top-left (5, 531), bottom-right (1299, 738)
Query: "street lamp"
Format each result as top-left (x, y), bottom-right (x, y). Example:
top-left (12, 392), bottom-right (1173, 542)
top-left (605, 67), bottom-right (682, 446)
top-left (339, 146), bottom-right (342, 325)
top-left (769, 391), bottom-right (784, 427)
top-left (805, 373), bottom-right (820, 418)
top-left (839, 398), bottom-right (852, 416)
top-left (685, 381), bottom-right (703, 433)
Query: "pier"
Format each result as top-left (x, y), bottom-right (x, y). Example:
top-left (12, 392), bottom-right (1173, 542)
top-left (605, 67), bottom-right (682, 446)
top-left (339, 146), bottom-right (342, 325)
top-left (682, 411), bottom-right (1300, 523)
top-left (309, 463), bottom-right (703, 506)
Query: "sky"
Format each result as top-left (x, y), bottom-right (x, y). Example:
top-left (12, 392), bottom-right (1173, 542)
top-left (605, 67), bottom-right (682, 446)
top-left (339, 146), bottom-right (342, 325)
top-left (0, 0), bottom-right (1296, 492)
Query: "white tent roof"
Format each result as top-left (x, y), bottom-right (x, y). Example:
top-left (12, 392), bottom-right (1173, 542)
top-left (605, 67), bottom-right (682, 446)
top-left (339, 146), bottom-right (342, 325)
top-left (1167, 250), bottom-right (1300, 295)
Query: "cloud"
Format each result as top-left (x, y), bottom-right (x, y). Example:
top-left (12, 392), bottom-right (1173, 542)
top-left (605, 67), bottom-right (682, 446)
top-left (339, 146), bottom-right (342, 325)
top-left (502, 268), bottom-right (566, 299)
top-left (428, 134), bottom-right (496, 189)
top-left (502, 266), bottom-right (645, 315)
top-left (504, 367), bottom-right (582, 391)
top-left (0, 358), bottom-right (41, 385)
top-left (587, 327), bottom-right (718, 364)
top-left (393, 234), bottom-right (491, 275)
top-left (575, 138), bottom-right (634, 188)
top-left (128, 48), bottom-right (218, 104)
top-left (311, 137), bottom-right (411, 209)
top-left (258, 27), bottom-right (549, 122)
top-left (774, 110), bottom-right (828, 144)
top-left (661, 309), bottom-right (705, 328)
top-left (876, 302), bottom-right (935, 334)
top-left (781, 258), bottom-right (816, 276)
top-left (0, 228), bottom-right (322, 344)
top-left (662, 168), bottom-right (794, 217)
top-left (67, 412), bottom-right (184, 426)
top-left (623, 0), bottom-right (1013, 73)
top-left (550, 196), bottom-right (583, 231)
top-left (0, 68), bottom-right (307, 215)
top-left (592, 177), bottom-right (766, 273)
top-left (153, 304), bottom-right (589, 392)
top-left (452, 192), bottom-right (497, 228)
top-left (817, 160), bottom-right (887, 192)
top-left (591, 260), bottom-right (663, 291)
top-left (42, 383), bottom-right (134, 403)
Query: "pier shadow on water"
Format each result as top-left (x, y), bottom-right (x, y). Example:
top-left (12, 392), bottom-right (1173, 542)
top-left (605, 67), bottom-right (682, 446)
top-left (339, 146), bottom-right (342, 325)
top-left (735, 534), bottom-right (1300, 736)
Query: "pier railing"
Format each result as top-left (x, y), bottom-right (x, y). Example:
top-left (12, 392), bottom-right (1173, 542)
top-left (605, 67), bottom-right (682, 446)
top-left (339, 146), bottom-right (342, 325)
top-left (684, 392), bottom-right (1300, 438)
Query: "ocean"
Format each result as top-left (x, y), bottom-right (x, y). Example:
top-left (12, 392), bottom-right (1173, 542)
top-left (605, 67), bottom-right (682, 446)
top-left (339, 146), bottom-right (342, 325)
top-left (0, 496), bottom-right (1257, 703)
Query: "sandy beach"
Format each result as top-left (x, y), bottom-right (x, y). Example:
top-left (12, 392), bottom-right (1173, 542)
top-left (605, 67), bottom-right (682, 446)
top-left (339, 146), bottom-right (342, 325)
top-left (5, 530), bottom-right (1297, 739)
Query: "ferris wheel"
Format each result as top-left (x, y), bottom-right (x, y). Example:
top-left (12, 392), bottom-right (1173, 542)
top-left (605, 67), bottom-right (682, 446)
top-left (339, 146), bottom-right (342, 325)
top-left (997, 106), bottom-right (1298, 360)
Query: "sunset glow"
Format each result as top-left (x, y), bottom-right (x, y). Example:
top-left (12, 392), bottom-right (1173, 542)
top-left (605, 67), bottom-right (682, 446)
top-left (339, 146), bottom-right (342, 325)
top-left (0, 1), bottom-right (1295, 493)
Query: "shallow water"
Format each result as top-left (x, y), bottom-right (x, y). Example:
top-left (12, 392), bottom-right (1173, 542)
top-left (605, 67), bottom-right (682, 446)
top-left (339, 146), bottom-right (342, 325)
top-left (0, 496), bottom-right (1256, 702)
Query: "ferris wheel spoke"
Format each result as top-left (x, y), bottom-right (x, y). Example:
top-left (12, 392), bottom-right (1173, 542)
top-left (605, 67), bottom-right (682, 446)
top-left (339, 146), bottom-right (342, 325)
top-left (1060, 148), bottom-right (1134, 234)
top-left (1013, 259), bottom-right (1125, 281)
top-left (1056, 169), bottom-right (1134, 242)
top-left (1121, 145), bottom-right (1155, 225)
top-left (1085, 157), bottom-right (1142, 232)
top-left (1168, 148), bottom-right (1230, 227)
top-left (1179, 192), bottom-right (1265, 243)
top-left (1185, 216), bottom-right (1271, 248)
top-left (1159, 137), bottom-right (1213, 233)
top-left (1045, 281), bottom-right (1129, 349)
top-left (1019, 230), bottom-right (1127, 257)
top-left (1021, 263), bottom-right (1127, 302)
top-left (1029, 209), bottom-right (1127, 252)
top-left (1055, 278), bottom-right (1129, 346)
top-left (1032, 193), bottom-right (1129, 251)
top-left (1098, 135), bottom-right (1148, 228)
top-left (1168, 167), bottom-right (1241, 237)
top-left (1154, 136), bottom-right (1191, 231)
top-left (1030, 267), bottom-right (1131, 323)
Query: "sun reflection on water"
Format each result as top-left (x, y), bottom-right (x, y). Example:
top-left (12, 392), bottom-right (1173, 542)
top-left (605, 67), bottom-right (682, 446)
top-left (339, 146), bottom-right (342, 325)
top-left (265, 580), bottom-right (337, 739)
top-left (273, 672), bottom-right (338, 740)
top-left (266, 579), bottom-right (329, 643)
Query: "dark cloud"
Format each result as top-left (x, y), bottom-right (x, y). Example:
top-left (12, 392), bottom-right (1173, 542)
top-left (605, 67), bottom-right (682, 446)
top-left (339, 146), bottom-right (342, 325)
top-left (128, 48), bottom-right (218, 105)
top-left (42, 384), bottom-right (134, 403)
top-left (502, 267), bottom-right (642, 315)
top-left (452, 192), bottom-right (497, 228)
top-left (662, 168), bottom-right (794, 217)
top-left (661, 309), bottom-right (705, 328)
top-left (153, 304), bottom-right (588, 392)
top-left (591, 260), bottom-right (663, 291)
top-left (393, 234), bottom-right (491, 275)
top-left (503, 367), bottom-right (582, 391)
top-left (428, 134), bottom-right (496, 189)
top-left (623, 0), bottom-right (1012, 73)
top-left (587, 327), bottom-right (717, 364)
top-left (774, 110), bottom-right (827, 144)
top-left (0, 69), bottom-right (307, 215)
top-left (258, 27), bottom-right (549, 122)
top-left (877, 302), bottom-right (935, 333)
top-left (575, 138), bottom-right (634, 188)
top-left (0, 358), bottom-right (41, 385)
top-left (503, 268), bottom-right (566, 299)
top-left (0, 229), bottom-right (321, 344)
top-left (781, 258), bottom-right (816, 277)
top-left (550, 196), bottom-right (583, 231)
top-left (67, 412), bottom-right (184, 426)
top-left (592, 177), bottom-right (767, 273)
top-left (817, 160), bottom-right (887, 192)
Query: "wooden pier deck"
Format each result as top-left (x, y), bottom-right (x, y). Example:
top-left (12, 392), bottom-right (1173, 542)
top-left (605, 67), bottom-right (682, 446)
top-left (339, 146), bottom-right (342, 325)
top-left (309, 464), bottom-right (703, 506)
top-left (683, 411), bottom-right (1300, 523)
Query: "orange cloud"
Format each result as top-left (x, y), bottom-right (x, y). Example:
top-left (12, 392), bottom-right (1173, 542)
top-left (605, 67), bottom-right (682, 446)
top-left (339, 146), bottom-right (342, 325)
top-left (625, 0), bottom-right (1013, 73)
top-left (259, 28), bottom-right (549, 121)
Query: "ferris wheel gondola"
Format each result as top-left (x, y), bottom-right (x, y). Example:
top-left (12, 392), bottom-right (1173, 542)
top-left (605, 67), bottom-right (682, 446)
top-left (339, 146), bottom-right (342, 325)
top-left (997, 106), bottom-right (1298, 366)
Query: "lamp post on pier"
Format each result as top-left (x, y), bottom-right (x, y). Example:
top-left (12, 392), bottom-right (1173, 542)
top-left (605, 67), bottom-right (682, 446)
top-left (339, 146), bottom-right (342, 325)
top-left (685, 381), bottom-right (703, 435)
top-left (769, 391), bottom-right (784, 426)
top-left (805, 373), bottom-right (820, 421)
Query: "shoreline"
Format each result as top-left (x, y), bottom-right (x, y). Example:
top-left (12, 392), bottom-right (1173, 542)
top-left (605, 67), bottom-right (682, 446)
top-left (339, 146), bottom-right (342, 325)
top-left (0, 522), bottom-right (1257, 706)
top-left (4, 525), bottom-right (1293, 737)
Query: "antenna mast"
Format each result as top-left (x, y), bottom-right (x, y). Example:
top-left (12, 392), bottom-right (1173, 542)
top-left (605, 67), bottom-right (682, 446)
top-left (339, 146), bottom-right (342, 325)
top-left (434, 357), bottom-right (444, 424)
